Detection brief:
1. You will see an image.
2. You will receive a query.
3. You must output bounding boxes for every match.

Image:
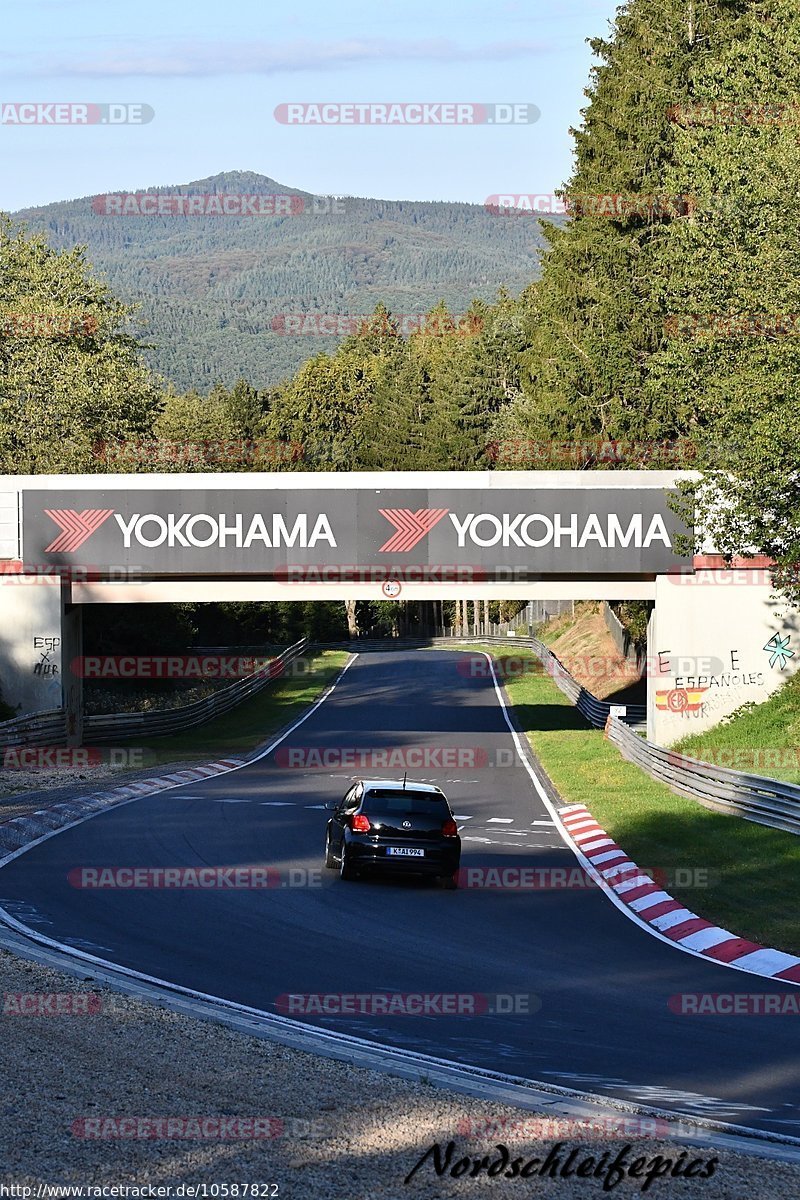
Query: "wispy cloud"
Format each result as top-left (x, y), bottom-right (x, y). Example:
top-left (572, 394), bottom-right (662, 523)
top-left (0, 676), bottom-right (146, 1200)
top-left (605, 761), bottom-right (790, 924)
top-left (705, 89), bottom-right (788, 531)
top-left (38, 37), bottom-right (549, 79)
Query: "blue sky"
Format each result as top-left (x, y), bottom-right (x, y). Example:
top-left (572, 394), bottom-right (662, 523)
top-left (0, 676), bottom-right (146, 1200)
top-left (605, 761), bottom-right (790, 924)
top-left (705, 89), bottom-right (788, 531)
top-left (2, 0), bottom-right (618, 211)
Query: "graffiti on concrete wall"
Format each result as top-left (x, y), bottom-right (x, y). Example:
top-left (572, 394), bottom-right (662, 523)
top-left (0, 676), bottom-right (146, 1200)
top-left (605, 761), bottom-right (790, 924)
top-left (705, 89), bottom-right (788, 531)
top-left (32, 635), bottom-right (60, 678)
top-left (655, 647), bottom-right (766, 721)
top-left (655, 686), bottom-right (707, 716)
top-left (763, 634), bottom-right (794, 670)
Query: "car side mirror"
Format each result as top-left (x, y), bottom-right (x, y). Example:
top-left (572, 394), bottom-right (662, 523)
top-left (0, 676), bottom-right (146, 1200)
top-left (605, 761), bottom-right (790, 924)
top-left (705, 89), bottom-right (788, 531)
top-left (324, 799), bottom-right (338, 811)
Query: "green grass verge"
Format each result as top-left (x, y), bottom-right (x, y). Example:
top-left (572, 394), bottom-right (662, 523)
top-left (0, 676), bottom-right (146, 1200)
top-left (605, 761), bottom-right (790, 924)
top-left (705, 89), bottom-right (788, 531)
top-left (115, 649), bottom-right (350, 766)
top-left (450, 643), bottom-right (800, 955)
top-left (675, 674), bottom-right (800, 785)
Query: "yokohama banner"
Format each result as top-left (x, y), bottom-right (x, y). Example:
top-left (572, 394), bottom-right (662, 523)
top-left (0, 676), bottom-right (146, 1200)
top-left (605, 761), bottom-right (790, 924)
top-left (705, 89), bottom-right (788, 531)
top-left (20, 487), bottom-right (691, 577)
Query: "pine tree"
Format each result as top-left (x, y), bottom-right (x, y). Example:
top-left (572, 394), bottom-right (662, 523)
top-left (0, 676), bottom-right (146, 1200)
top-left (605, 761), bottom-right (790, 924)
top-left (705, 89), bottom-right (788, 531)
top-left (645, 0), bottom-right (800, 596)
top-left (500, 0), bottom-right (703, 461)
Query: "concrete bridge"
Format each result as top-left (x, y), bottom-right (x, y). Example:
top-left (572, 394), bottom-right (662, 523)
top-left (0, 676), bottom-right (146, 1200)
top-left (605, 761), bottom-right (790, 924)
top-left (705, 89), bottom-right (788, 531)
top-left (0, 470), bottom-right (795, 744)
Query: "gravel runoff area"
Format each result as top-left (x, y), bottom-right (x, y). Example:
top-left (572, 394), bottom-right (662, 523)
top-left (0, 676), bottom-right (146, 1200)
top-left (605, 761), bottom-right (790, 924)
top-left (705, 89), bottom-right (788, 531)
top-left (0, 751), bottom-right (229, 819)
top-left (0, 759), bottom-right (158, 810)
top-left (0, 951), bottom-right (798, 1198)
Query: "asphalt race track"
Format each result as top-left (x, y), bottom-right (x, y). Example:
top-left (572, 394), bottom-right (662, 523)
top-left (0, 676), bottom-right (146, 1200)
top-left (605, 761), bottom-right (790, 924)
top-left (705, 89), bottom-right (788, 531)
top-left (2, 650), bottom-right (799, 1137)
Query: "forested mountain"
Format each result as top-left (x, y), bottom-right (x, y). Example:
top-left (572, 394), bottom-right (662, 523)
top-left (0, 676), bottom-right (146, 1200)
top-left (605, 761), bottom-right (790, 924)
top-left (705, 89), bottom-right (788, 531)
top-left (13, 170), bottom-right (551, 391)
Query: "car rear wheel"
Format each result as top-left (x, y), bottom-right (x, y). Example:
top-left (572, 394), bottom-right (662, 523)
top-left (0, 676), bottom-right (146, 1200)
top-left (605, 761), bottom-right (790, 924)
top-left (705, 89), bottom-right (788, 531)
top-left (339, 844), bottom-right (358, 881)
top-left (325, 834), bottom-right (336, 869)
top-left (438, 871), bottom-right (459, 890)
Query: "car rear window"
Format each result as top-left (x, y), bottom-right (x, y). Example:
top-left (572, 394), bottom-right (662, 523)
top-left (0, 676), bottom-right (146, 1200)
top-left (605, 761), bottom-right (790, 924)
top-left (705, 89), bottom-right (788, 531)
top-left (362, 790), bottom-right (449, 814)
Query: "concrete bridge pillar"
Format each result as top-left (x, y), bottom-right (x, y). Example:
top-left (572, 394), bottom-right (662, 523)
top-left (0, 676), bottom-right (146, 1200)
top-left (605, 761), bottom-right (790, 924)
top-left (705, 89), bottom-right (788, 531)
top-left (648, 559), bottom-right (800, 745)
top-left (0, 571), bottom-right (82, 741)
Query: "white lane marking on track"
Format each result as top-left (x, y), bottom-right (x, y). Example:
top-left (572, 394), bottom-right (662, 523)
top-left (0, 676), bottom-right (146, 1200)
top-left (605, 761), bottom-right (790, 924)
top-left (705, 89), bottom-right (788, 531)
top-left (260, 802), bottom-right (296, 806)
top-left (531, 820), bottom-right (556, 826)
top-left (487, 818), bottom-right (514, 824)
top-left (492, 842), bottom-right (554, 849)
top-left (453, 814), bottom-right (474, 820)
top-left (305, 805), bottom-right (327, 810)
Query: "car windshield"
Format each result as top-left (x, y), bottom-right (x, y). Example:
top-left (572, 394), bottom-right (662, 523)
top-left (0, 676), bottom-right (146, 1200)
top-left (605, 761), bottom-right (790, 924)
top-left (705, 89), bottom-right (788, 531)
top-left (363, 791), bottom-right (449, 814)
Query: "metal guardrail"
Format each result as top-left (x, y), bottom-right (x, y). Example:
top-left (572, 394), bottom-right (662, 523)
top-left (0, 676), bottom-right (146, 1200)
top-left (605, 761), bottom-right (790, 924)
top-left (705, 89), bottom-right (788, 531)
top-left (0, 707), bottom-right (68, 749)
top-left (433, 634), bottom-right (647, 731)
top-left (605, 714), bottom-right (800, 836)
top-left (0, 638), bottom-right (308, 749)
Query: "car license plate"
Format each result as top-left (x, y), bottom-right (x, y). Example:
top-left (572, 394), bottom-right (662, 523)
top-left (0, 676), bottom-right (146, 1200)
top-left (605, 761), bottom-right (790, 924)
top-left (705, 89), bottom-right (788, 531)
top-left (387, 847), bottom-right (424, 857)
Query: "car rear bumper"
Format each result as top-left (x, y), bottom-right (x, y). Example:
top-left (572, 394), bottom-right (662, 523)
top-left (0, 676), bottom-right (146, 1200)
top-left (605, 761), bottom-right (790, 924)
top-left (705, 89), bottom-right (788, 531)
top-left (347, 838), bottom-right (461, 875)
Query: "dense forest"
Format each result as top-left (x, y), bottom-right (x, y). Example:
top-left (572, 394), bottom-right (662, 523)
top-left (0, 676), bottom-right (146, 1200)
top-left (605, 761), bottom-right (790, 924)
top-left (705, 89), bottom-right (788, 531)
top-left (13, 171), bottom-right (550, 391)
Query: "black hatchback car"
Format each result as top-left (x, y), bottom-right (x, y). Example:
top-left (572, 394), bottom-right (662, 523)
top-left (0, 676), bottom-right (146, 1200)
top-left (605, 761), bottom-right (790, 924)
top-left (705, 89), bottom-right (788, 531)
top-left (324, 779), bottom-right (461, 888)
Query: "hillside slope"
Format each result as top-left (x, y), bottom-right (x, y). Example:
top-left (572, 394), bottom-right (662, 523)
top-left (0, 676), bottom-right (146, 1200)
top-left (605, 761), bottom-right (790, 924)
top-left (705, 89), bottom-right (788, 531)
top-left (676, 674), bottom-right (800, 784)
top-left (540, 602), bottom-right (643, 701)
top-left (12, 170), bottom-right (550, 391)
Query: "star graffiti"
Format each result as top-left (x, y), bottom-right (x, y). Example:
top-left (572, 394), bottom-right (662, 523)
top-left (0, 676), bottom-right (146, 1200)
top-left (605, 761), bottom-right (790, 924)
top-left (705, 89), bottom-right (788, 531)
top-left (763, 634), bottom-right (795, 670)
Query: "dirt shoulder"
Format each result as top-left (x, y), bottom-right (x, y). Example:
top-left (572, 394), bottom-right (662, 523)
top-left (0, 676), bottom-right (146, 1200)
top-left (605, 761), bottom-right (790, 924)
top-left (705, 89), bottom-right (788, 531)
top-left (0, 949), bottom-right (797, 1195)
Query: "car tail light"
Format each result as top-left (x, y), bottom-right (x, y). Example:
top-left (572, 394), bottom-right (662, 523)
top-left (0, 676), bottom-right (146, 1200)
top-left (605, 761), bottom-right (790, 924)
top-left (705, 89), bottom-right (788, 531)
top-left (442, 818), bottom-right (459, 837)
top-left (351, 813), bottom-right (371, 832)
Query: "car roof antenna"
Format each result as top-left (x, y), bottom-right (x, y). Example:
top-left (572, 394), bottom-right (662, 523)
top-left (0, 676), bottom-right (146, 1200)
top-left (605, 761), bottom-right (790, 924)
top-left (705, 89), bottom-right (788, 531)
top-left (402, 771), bottom-right (407, 790)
